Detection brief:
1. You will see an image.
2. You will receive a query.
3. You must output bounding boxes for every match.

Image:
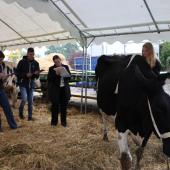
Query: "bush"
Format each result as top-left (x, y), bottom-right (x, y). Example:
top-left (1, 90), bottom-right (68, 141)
top-left (160, 42), bottom-right (170, 70)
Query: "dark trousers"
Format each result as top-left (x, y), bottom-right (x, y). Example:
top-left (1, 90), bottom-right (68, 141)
top-left (19, 86), bottom-right (34, 119)
top-left (0, 89), bottom-right (18, 129)
top-left (0, 113), bottom-right (2, 130)
top-left (51, 87), bottom-right (69, 126)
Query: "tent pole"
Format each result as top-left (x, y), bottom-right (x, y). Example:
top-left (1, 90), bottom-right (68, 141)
top-left (0, 18), bottom-right (30, 43)
top-left (124, 44), bottom-right (126, 54)
top-left (142, 0), bottom-right (160, 33)
top-left (80, 35), bottom-right (95, 114)
top-left (84, 45), bottom-right (88, 114)
top-left (85, 29), bottom-right (170, 40)
top-left (49, 0), bottom-right (84, 35)
top-left (80, 46), bottom-right (85, 113)
top-left (60, 0), bottom-right (87, 28)
top-left (84, 37), bottom-right (95, 114)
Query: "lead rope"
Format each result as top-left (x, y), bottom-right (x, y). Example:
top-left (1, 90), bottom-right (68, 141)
top-left (147, 98), bottom-right (170, 170)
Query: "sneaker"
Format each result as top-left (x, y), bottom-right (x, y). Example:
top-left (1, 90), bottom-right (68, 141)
top-left (19, 114), bottom-right (25, 120)
top-left (28, 117), bottom-right (34, 121)
top-left (10, 126), bottom-right (18, 130)
top-left (61, 122), bottom-right (67, 127)
top-left (51, 124), bottom-right (57, 127)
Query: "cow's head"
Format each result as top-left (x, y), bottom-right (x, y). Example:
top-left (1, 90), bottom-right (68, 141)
top-left (4, 74), bottom-right (17, 91)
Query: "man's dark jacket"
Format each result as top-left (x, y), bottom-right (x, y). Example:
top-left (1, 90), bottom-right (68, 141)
top-left (0, 62), bottom-right (6, 89)
top-left (47, 64), bottom-right (71, 103)
top-left (16, 58), bottom-right (40, 88)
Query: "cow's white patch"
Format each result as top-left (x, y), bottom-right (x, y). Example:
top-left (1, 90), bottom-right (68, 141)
top-left (117, 130), bottom-right (132, 161)
top-left (130, 132), bottom-right (144, 146)
top-left (2, 62), bottom-right (18, 108)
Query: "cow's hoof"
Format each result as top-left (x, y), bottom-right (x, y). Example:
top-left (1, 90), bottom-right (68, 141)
top-left (120, 152), bottom-right (132, 170)
top-left (103, 134), bottom-right (109, 142)
top-left (135, 147), bottom-right (144, 170)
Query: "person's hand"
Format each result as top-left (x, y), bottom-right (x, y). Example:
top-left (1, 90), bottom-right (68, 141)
top-left (0, 73), bottom-right (8, 79)
top-left (56, 69), bottom-right (61, 75)
top-left (54, 67), bottom-right (62, 75)
top-left (34, 70), bottom-right (39, 75)
top-left (26, 73), bottom-right (32, 78)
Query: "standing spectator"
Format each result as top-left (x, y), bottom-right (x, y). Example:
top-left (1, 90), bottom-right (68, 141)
top-left (47, 55), bottom-right (71, 127)
top-left (0, 50), bottom-right (18, 130)
top-left (17, 48), bottom-right (40, 121)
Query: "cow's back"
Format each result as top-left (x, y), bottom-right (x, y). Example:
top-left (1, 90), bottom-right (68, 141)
top-left (96, 55), bottom-right (131, 115)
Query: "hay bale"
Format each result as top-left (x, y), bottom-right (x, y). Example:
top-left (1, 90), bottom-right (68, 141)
top-left (35, 53), bottom-right (70, 71)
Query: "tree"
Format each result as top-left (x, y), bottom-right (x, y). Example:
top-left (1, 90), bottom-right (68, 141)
top-left (8, 49), bottom-right (22, 63)
top-left (160, 42), bottom-right (170, 69)
top-left (45, 43), bottom-right (82, 59)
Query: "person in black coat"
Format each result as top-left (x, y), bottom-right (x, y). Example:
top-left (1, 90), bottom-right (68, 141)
top-left (47, 55), bottom-right (71, 127)
top-left (16, 48), bottom-right (40, 121)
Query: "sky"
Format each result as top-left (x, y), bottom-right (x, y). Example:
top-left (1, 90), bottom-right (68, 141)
top-left (87, 41), bottom-right (159, 57)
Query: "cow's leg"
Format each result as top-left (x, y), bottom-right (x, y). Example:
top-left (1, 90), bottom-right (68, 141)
top-left (135, 147), bottom-right (144, 170)
top-left (130, 133), bottom-right (143, 147)
top-left (130, 134), bottom-right (144, 170)
top-left (117, 130), bottom-right (132, 170)
top-left (100, 109), bottom-right (109, 141)
top-left (135, 134), bottom-right (151, 170)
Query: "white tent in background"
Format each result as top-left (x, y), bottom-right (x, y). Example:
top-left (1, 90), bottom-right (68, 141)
top-left (1, 0), bottom-right (170, 112)
top-left (1, 0), bottom-right (170, 49)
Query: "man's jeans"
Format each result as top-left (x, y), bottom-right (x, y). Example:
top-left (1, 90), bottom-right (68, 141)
top-left (19, 86), bottom-right (34, 119)
top-left (0, 89), bottom-right (18, 129)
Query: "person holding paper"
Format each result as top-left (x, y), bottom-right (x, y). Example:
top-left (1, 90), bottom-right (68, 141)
top-left (47, 55), bottom-right (71, 127)
top-left (16, 47), bottom-right (40, 121)
top-left (0, 51), bottom-right (18, 130)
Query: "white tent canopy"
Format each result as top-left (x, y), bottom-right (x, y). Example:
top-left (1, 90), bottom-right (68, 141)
top-left (1, 0), bottom-right (170, 48)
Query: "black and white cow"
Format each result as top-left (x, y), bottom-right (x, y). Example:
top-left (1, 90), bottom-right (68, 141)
top-left (3, 61), bottom-right (19, 108)
top-left (96, 54), bottom-right (170, 170)
top-left (2, 61), bottom-right (42, 108)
